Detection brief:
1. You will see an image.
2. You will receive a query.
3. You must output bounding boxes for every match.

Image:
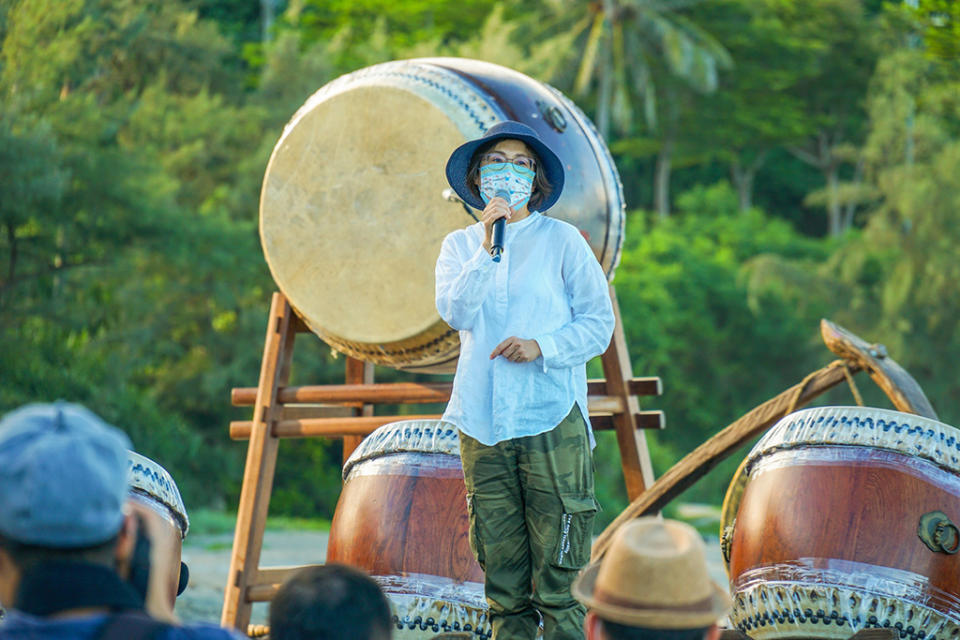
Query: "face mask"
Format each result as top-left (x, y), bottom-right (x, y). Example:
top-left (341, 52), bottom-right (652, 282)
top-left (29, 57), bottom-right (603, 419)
top-left (479, 163), bottom-right (535, 211)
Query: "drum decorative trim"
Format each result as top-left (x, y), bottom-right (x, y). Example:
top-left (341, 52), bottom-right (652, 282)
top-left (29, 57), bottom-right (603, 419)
top-left (745, 406), bottom-right (960, 476)
top-left (721, 406), bottom-right (960, 550)
top-left (730, 560), bottom-right (960, 640)
top-left (375, 573), bottom-right (491, 639)
top-left (284, 60), bottom-right (505, 143)
top-left (342, 419), bottom-right (460, 481)
top-left (127, 450), bottom-right (189, 538)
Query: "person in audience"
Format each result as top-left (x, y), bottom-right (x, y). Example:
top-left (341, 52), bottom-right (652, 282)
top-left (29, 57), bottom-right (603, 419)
top-left (0, 402), bottom-right (243, 639)
top-left (572, 517), bottom-right (731, 640)
top-left (269, 564), bottom-right (392, 640)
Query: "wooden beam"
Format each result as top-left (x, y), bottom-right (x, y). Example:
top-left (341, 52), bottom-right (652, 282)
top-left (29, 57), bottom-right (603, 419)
top-left (342, 358), bottom-right (374, 464)
top-left (231, 410), bottom-right (664, 439)
top-left (600, 285), bottom-right (656, 499)
top-left (230, 415), bottom-right (443, 440)
top-left (625, 377), bottom-right (662, 397)
top-left (591, 411), bottom-right (665, 431)
top-left (821, 319), bottom-right (938, 419)
top-left (221, 293), bottom-right (297, 630)
top-left (246, 584), bottom-right (280, 603)
top-left (231, 382), bottom-right (451, 407)
top-left (231, 377), bottom-right (663, 407)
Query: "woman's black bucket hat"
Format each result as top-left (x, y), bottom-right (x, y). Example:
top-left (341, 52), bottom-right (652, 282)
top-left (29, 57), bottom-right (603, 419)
top-left (444, 120), bottom-right (565, 212)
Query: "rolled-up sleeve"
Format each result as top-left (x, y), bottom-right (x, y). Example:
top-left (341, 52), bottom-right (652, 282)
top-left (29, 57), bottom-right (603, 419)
top-left (534, 237), bottom-right (614, 370)
top-left (435, 231), bottom-right (496, 331)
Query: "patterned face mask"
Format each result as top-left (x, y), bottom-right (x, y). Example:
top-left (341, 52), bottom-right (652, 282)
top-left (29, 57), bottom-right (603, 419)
top-left (479, 163), bottom-right (535, 211)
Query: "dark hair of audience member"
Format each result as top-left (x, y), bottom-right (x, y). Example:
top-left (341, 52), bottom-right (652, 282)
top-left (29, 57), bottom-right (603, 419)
top-left (599, 618), bottom-right (711, 640)
top-left (0, 532), bottom-right (119, 574)
top-left (269, 564), bottom-right (392, 640)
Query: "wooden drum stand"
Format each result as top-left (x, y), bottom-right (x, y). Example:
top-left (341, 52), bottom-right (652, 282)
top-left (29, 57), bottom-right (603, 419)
top-left (220, 285), bottom-right (664, 631)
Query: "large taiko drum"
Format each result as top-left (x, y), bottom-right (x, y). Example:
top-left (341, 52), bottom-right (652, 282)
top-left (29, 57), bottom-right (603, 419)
top-left (326, 420), bottom-right (490, 639)
top-left (259, 57), bottom-right (625, 373)
top-left (720, 406), bottom-right (960, 640)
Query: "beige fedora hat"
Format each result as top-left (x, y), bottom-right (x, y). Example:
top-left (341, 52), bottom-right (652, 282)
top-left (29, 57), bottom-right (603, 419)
top-left (572, 517), bottom-right (731, 629)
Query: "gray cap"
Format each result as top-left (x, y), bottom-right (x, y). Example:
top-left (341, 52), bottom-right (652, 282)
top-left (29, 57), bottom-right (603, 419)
top-left (0, 402), bottom-right (132, 547)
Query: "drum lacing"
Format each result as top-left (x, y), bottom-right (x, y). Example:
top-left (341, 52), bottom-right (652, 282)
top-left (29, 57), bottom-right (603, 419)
top-left (786, 360), bottom-right (863, 415)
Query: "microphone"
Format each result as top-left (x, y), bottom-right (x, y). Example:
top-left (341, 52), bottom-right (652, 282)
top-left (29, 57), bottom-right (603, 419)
top-left (491, 190), bottom-right (509, 262)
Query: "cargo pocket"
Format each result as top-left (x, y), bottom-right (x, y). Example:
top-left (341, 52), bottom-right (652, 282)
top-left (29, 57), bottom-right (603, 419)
top-left (465, 493), bottom-right (486, 570)
top-left (552, 494), bottom-right (598, 570)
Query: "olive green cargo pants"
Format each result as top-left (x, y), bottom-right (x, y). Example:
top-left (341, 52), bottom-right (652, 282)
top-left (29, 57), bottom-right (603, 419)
top-left (459, 405), bottom-right (598, 640)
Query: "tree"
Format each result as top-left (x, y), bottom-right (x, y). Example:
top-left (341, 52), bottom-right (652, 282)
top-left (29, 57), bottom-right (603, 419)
top-left (546, 0), bottom-right (731, 139)
top-left (781, 0), bottom-right (880, 236)
top-left (534, 0), bottom-right (731, 217)
top-left (684, 0), bottom-right (819, 212)
top-left (0, 0), bottom-right (279, 507)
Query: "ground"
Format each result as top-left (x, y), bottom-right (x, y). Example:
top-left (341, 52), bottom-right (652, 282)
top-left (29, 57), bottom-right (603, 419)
top-left (175, 527), bottom-right (727, 626)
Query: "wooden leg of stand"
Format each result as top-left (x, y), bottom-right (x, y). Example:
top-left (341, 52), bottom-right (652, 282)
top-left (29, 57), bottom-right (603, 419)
top-left (601, 285), bottom-right (655, 501)
top-left (342, 357), bottom-right (374, 464)
top-left (221, 293), bottom-right (297, 630)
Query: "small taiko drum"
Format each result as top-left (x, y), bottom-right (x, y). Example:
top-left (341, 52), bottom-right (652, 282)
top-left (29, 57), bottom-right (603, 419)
top-left (720, 406), bottom-right (960, 640)
top-left (259, 57), bottom-right (625, 373)
top-left (127, 451), bottom-right (190, 609)
top-left (326, 420), bottom-right (489, 639)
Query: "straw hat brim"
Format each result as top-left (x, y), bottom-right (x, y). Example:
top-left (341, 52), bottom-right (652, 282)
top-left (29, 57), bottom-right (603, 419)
top-left (571, 560), bottom-right (732, 629)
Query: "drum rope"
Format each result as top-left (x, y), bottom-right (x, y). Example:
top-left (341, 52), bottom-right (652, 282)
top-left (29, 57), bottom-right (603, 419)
top-left (841, 361), bottom-right (865, 407)
top-left (786, 360), bottom-right (840, 415)
top-left (786, 360), bottom-right (863, 416)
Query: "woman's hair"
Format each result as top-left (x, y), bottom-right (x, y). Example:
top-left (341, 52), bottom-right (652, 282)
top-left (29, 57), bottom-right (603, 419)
top-left (466, 139), bottom-right (553, 211)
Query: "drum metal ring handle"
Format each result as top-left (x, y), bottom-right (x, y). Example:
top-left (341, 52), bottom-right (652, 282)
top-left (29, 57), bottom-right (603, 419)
top-left (536, 100), bottom-right (567, 133)
top-left (918, 510), bottom-right (960, 554)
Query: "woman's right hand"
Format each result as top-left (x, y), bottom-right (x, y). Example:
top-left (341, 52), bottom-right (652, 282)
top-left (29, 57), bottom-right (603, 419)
top-left (481, 197), bottom-right (512, 255)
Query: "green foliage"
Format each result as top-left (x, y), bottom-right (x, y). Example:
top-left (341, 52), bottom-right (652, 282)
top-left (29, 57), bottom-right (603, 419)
top-left (910, 0), bottom-right (960, 61)
top-left (606, 184), bottom-right (833, 507)
top-left (0, 0), bottom-right (272, 510)
top-left (2, 0), bottom-right (959, 532)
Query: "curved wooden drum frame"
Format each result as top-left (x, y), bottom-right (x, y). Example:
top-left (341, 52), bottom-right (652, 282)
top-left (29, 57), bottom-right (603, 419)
top-left (591, 318), bottom-right (939, 561)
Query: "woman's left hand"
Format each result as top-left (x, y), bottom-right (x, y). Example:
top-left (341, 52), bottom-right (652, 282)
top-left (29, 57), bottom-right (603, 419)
top-left (490, 336), bottom-right (542, 363)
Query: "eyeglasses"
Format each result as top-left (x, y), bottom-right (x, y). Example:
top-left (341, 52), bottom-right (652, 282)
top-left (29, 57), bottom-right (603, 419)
top-left (480, 152), bottom-right (537, 171)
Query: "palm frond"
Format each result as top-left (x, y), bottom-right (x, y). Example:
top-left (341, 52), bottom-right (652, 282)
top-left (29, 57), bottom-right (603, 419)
top-left (574, 12), bottom-right (607, 95)
top-left (667, 12), bottom-right (733, 69)
top-left (625, 24), bottom-right (657, 128)
top-left (611, 20), bottom-right (634, 132)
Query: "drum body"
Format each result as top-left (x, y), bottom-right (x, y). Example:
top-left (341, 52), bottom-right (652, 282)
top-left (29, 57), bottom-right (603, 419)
top-left (722, 407), bottom-right (960, 640)
top-left (259, 58), bottom-right (625, 373)
top-left (127, 451), bottom-right (189, 610)
top-left (327, 421), bottom-right (489, 639)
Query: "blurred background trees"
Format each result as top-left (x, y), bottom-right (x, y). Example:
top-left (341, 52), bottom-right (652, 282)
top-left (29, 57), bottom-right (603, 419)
top-left (1, 0), bottom-right (958, 525)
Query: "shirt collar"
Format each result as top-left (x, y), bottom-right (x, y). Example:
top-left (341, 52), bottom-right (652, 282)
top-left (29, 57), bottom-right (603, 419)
top-left (507, 211), bottom-right (541, 231)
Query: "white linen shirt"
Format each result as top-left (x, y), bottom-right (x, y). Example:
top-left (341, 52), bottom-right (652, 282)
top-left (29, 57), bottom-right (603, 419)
top-left (435, 211), bottom-right (615, 446)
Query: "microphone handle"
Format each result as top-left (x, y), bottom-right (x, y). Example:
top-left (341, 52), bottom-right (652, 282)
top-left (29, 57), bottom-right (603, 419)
top-left (491, 218), bottom-right (505, 262)
top-left (491, 190), bottom-right (510, 262)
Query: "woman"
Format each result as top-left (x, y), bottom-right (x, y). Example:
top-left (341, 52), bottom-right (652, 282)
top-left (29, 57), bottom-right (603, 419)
top-left (436, 120), bottom-right (615, 640)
